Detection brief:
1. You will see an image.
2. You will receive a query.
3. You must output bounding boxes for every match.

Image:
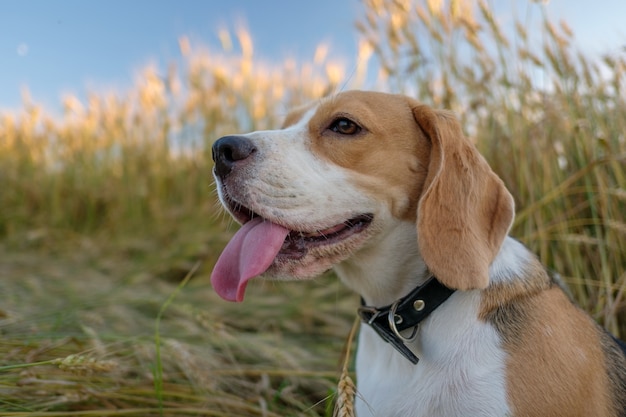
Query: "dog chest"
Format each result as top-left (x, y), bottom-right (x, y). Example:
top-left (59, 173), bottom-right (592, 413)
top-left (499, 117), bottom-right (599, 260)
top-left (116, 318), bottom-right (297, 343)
top-left (354, 293), bottom-right (511, 417)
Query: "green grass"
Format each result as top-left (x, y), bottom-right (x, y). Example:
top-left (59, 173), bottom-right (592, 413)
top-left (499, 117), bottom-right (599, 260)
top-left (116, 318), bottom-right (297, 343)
top-left (1, 0), bottom-right (625, 414)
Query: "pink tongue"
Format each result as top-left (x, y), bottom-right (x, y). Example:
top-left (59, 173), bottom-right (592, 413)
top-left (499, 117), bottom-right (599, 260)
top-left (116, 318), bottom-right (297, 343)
top-left (211, 217), bottom-right (290, 302)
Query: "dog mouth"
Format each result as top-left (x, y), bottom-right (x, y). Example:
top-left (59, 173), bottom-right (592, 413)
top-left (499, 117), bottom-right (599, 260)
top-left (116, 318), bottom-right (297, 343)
top-left (211, 192), bottom-right (373, 302)
top-left (280, 213), bottom-right (373, 258)
top-left (231, 201), bottom-right (373, 260)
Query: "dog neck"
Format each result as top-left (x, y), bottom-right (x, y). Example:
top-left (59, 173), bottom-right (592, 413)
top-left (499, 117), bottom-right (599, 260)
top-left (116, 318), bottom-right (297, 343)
top-left (334, 221), bottom-right (430, 307)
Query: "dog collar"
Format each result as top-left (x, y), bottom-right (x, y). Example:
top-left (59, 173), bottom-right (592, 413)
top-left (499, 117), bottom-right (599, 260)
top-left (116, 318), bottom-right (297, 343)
top-left (357, 276), bottom-right (455, 364)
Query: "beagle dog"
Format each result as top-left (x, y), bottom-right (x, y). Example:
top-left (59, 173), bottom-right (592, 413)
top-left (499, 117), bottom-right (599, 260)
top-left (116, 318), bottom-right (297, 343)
top-left (210, 91), bottom-right (626, 416)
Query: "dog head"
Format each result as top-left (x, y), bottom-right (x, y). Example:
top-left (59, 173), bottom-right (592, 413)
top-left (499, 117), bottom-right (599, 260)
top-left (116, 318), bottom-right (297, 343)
top-left (211, 91), bottom-right (514, 301)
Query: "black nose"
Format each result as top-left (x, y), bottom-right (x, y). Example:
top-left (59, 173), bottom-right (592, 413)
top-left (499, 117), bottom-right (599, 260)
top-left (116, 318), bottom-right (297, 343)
top-left (212, 135), bottom-right (257, 179)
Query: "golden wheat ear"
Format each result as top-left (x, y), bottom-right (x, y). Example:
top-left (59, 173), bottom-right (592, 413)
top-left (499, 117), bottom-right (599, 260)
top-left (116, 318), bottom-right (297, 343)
top-left (333, 315), bottom-right (360, 417)
top-left (412, 105), bottom-right (515, 291)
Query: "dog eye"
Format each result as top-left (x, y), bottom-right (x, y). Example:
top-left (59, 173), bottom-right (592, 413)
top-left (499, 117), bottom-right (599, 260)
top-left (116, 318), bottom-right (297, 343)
top-left (329, 118), bottom-right (361, 135)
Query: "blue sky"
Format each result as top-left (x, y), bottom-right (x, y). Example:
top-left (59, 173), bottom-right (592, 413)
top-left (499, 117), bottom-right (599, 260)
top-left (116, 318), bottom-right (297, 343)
top-left (2, 0), bottom-right (625, 113)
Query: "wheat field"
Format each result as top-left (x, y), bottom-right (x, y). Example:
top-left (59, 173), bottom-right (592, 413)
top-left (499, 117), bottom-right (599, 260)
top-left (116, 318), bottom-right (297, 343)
top-left (1, 1), bottom-right (625, 415)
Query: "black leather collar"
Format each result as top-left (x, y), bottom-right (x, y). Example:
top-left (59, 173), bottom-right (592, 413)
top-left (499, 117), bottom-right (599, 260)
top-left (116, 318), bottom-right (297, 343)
top-left (357, 277), bottom-right (455, 364)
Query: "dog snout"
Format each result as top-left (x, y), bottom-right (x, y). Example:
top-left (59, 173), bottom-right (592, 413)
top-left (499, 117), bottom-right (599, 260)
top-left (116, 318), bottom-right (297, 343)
top-left (212, 135), bottom-right (257, 179)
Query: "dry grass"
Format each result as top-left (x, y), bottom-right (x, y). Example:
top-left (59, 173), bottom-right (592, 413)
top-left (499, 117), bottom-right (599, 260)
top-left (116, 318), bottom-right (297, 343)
top-left (1, 0), bottom-right (625, 415)
top-left (0, 242), bottom-right (356, 415)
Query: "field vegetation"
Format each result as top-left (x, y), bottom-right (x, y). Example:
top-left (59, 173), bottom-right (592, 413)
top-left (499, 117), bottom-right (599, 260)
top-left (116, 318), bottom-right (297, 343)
top-left (1, 0), bottom-right (625, 415)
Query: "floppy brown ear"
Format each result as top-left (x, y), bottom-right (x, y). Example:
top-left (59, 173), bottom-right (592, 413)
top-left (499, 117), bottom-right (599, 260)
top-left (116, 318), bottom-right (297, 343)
top-left (413, 105), bottom-right (514, 290)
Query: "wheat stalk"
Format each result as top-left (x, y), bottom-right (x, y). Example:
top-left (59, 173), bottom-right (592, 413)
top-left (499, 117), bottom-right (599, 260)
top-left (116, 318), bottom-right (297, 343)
top-left (334, 315), bottom-right (360, 417)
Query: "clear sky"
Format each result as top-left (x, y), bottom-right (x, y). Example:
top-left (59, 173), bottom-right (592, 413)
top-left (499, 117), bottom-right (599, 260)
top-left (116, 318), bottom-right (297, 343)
top-left (1, 0), bottom-right (625, 113)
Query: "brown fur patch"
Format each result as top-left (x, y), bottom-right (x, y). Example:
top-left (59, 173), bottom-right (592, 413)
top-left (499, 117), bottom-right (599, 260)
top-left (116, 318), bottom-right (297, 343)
top-left (480, 259), bottom-right (619, 416)
top-left (303, 91), bottom-right (431, 221)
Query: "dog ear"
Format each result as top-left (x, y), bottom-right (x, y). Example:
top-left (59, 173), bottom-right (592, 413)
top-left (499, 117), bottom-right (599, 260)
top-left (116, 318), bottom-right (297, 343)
top-left (412, 105), bottom-right (514, 290)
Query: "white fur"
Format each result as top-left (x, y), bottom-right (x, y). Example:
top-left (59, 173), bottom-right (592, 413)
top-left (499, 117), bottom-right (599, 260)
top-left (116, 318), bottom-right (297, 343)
top-left (489, 237), bottom-right (533, 285)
